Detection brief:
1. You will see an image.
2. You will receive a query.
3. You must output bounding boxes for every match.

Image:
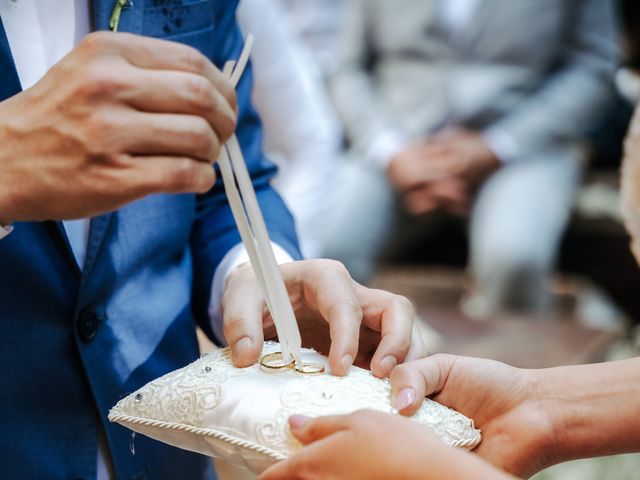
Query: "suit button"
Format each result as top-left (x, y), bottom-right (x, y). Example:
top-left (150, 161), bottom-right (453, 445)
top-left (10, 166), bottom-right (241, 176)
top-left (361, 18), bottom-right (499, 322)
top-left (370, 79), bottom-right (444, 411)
top-left (77, 310), bottom-right (100, 342)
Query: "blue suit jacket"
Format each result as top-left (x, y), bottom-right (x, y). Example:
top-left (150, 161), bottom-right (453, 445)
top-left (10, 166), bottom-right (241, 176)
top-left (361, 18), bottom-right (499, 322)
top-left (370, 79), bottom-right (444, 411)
top-left (0, 2), bottom-right (300, 479)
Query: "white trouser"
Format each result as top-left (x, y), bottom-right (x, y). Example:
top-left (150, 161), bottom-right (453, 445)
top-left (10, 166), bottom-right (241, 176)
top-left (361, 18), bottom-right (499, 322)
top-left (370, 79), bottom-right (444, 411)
top-left (322, 150), bottom-right (581, 315)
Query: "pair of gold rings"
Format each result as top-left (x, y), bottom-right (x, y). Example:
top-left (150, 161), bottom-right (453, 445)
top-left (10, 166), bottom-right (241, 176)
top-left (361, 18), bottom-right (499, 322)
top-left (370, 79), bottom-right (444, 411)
top-left (260, 351), bottom-right (325, 375)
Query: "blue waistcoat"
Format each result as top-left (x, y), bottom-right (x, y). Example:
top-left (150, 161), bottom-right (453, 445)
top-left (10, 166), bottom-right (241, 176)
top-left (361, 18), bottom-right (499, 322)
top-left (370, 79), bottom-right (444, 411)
top-left (0, 2), bottom-right (301, 478)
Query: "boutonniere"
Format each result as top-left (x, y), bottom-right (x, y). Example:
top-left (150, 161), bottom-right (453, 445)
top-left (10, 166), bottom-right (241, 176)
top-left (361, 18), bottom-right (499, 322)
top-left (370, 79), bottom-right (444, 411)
top-left (109, 0), bottom-right (133, 32)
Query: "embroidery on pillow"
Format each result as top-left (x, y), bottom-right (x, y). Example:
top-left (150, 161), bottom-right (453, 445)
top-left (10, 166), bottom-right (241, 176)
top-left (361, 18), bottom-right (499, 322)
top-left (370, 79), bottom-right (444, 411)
top-left (110, 341), bottom-right (482, 465)
top-left (115, 348), bottom-right (251, 426)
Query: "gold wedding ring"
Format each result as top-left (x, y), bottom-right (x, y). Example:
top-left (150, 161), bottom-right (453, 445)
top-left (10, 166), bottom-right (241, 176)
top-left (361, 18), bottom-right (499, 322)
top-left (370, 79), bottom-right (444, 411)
top-left (294, 362), bottom-right (325, 375)
top-left (259, 351), bottom-right (326, 375)
top-left (259, 352), bottom-right (295, 372)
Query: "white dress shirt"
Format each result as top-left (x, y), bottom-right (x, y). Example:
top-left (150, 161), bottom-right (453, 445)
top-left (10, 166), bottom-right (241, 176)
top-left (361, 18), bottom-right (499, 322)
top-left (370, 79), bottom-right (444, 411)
top-left (440, 0), bottom-right (481, 33)
top-left (277, 0), bottom-right (345, 75)
top-left (237, 0), bottom-right (342, 258)
top-left (0, 0), bottom-right (292, 476)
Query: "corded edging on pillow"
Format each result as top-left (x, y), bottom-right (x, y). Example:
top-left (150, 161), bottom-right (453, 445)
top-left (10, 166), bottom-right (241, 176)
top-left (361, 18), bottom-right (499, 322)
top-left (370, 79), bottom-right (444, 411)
top-left (107, 413), bottom-right (287, 461)
top-left (450, 435), bottom-right (481, 449)
top-left (108, 412), bottom-right (480, 456)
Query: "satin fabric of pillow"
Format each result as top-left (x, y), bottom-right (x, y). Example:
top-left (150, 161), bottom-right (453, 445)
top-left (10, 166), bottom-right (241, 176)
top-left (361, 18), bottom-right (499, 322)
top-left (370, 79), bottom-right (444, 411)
top-left (109, 342), bottom-right (481, 474)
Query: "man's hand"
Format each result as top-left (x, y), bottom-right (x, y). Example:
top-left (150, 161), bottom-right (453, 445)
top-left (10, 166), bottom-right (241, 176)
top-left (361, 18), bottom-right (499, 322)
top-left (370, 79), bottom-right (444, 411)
top-left (222, 259), bottom-right (426, 377)
top-left (386, 129), bottom-right (500, 216)
top-left (0, 32), bottom-right (237, 225)
top-left (259, 411), bottom-right (516, 480)
top-left (387, 143), bottom-right (443, 193)
top-left (389, 355), bottom-right (557, 478)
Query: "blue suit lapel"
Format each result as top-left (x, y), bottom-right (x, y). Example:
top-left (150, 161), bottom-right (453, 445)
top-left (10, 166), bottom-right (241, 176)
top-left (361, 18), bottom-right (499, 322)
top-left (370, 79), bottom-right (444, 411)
top-left (82, 214), bottom-right (114, 278)
top-left (51, 222), bottom-right (83, 277)
top-left (92, 0), bottom-right (145, 33)
top-left (0, 17), bottom-right (22, 101)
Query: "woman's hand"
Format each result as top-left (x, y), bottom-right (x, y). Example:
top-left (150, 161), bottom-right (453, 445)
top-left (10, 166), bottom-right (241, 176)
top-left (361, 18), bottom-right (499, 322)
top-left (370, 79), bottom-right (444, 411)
top-left (390, 355), bottom-right (557, 478)
top-left (260, 411), bottom-right (516, 480)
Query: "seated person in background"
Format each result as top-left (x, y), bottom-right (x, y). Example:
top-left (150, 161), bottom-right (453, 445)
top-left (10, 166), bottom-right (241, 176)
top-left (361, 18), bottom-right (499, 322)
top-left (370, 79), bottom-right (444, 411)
top-left (324, 0), bottom-right (618, 317)
top-left (276, 0), bottom-right (345, 77)
top-left (261, 103), bottom-right (640, 480)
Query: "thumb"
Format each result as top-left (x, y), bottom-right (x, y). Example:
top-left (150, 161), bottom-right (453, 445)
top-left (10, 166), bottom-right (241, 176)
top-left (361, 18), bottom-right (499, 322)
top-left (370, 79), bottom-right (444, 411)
top-left (389, 354), bottom-right (456, 415)
top-left (288, 414), bottom-right (350, 445)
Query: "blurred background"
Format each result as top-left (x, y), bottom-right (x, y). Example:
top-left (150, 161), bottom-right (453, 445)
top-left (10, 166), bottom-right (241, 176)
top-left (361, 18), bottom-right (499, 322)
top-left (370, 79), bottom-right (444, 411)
top-left (219, 0), bottom-right (640, 477)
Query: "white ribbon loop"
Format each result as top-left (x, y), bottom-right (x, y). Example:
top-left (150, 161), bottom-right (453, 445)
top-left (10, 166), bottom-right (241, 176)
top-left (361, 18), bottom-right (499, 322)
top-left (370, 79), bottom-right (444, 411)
top-left (217, 34), bottom-right (303, 366)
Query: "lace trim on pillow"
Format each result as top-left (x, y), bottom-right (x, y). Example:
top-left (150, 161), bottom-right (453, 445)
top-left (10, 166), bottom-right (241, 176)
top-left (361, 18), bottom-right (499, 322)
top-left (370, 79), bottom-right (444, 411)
top-left (256, 365), bottom-right (481, 453)
top-left (112, 348), bottom-right (251, 427)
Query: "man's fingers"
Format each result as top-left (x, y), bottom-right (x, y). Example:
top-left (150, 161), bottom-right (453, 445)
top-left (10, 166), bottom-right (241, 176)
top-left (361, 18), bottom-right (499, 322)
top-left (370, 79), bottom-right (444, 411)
top-left (405, 325), bottom-right (427, 362)
top-left (119, 112), bottom-right (221, 162)
top-left (431, 179), bottom-right (467, 202)
top-left (356, 286), bottom-right (417, 378)
top-left (431, 180), bottom-right (470, 215)
top-left (103, 32), bottom-right (237, 110)
top-left (130, 155), bottom-right (217, 195)
top-left (66, 155), bottom-right (216, 212)
top-left (291, 260), bottom-right (363, 375)
top-left (326, 295), bottom-right (362, 376)
top-left (389, 355), bottom-right (456, 415)
top-left (404, 187), bottom-right (438, 215)
top-left (121, 69), bottom-right (237, 143)
top-left (405, 179), bottom-right (468, 215)
top-left (221, 266), bottom-right (266, 367)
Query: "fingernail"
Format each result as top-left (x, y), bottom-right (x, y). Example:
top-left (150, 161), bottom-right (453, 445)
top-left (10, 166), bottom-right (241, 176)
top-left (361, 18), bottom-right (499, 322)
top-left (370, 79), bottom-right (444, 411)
top-left (342, 354), bottom-right (353, 373)
top-left (380, 355), bottom-right (398, 375)
top-left (396, 388), bottom-right (416, 411)
top-left (289, 415), bottom-right (311, 430)
top-left (232, 337), bottom-right (252, 362)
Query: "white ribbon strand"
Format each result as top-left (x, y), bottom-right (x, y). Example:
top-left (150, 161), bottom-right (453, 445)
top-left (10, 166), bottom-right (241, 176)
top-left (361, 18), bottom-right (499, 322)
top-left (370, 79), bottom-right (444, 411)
top-left (216, 34), bottom-right (303, 366)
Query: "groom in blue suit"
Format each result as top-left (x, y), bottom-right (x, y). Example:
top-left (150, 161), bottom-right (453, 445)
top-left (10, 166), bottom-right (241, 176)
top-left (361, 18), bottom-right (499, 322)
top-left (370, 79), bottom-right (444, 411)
top-left (0, 1), bottom-right (424, 479)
